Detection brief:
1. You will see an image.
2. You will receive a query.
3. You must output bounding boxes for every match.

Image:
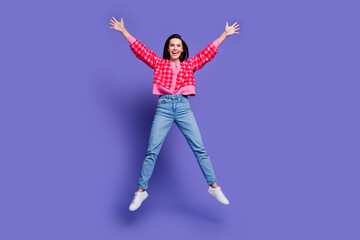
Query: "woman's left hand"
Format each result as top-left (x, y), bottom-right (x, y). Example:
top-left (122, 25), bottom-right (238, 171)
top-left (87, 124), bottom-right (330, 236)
top-left (225, 22), bottom-right (240, 36)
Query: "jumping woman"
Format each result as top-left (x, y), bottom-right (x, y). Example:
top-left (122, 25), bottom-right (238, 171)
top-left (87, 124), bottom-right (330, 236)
top-left (109, 17), bottom-right (240, 211)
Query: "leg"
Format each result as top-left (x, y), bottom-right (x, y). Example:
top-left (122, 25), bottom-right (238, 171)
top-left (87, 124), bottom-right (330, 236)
top-left (175, 100), bottom-right (217, 186)
top-left (137, 100), bottom-right (174, 190)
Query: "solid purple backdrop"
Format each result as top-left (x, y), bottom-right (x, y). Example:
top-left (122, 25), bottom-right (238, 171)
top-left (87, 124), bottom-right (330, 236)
top-left (1, 0), bottom-right (359, 239)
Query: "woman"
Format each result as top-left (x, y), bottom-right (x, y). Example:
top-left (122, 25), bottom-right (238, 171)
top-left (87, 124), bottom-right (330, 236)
top-left (109, 17), bottom-right (240, 211)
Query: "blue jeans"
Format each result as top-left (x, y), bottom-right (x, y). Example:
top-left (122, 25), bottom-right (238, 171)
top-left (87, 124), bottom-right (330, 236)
top-left (137, 94), bottom-right (217, 190)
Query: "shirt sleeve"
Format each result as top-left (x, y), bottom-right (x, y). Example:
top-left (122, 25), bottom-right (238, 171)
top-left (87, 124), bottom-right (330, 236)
top-left (127, 35), bottom-right (136, 44)
top-left (129, 38), bottom-right (161, 69)
top-left (213, 39), bottom-right (221, 48)
top-left (188, 42), bottom-right (219, 72)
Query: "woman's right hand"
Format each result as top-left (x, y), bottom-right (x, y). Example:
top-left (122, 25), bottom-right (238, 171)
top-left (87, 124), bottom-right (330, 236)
top-left (109, 17), bottom-right (125, 32)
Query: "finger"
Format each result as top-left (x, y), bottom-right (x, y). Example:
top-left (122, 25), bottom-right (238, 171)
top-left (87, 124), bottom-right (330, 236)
top-left (232, 22), bottom-right (238, 26)
top-left (110, 20), bottom-right (115, 24)
top-left (121, 17), bottom-right (124, 22)
top-left (112, 16), bottom-right (117, 21)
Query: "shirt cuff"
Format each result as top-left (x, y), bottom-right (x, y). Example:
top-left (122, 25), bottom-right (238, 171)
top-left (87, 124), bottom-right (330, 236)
top-left (213, 39), bottom-right (221, 48)
top-left (127, 35), bottom-right (136, 44)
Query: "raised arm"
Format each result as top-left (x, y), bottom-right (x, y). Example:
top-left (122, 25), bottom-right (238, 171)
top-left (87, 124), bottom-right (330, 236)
top-left (189, 21), bottom-right (240, 71)
top-left (109, 17), bottom-right (161, 69)
top-left (188, 42), bottom-right (219, 72)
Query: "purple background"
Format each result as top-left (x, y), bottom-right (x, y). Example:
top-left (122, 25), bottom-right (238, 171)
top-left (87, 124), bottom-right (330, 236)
top-left (1, 0), bottom-right (359, 239)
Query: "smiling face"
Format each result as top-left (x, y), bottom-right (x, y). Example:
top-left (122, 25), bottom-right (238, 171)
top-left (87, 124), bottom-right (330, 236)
top-left (168, 38), bottom-right (183, 62)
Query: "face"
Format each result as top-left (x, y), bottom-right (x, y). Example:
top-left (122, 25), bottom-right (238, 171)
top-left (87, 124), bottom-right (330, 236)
top-left (168, 38), bottom-right (183, 61)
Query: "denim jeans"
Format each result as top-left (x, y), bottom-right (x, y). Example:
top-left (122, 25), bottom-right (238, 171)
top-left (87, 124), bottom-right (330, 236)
top-left (137, 94), bottom-right (217, 190)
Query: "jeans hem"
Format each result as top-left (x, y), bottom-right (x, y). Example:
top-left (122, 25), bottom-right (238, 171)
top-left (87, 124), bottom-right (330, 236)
top-left (208, 180), bottom-right (218, 186)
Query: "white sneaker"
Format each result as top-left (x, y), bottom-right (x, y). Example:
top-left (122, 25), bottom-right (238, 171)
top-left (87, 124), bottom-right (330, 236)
top-left (208, 186), bottom-right (230, 205)
top-left (129, 191), bottom-right (148, 211)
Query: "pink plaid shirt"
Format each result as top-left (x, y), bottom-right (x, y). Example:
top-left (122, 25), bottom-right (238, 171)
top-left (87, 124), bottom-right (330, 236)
top-left (127, 35), bottom-right (221, 96)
